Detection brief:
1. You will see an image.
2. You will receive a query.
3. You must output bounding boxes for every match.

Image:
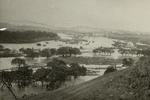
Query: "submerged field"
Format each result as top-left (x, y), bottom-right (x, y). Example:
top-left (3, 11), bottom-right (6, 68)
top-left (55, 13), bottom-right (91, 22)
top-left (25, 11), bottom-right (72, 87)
top-left (0, 32), bottom-right (143, 100)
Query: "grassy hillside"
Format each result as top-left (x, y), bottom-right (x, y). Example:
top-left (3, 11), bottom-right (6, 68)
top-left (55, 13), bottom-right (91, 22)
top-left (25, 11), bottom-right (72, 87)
top-left (23, 56), bottom-right (150, 100)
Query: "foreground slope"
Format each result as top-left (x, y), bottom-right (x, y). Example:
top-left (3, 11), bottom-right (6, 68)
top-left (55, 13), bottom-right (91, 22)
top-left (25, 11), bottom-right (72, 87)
top-left (24, 57), bottom-right (150, 100)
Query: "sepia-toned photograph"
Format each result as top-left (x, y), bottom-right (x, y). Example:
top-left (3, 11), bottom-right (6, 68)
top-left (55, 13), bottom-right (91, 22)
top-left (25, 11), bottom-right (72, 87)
top-left (1, 0), bottom-right (150, 100)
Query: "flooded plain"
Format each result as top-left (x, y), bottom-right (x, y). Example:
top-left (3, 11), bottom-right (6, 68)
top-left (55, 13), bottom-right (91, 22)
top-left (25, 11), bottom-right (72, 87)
top-left (0, 33), bottom-right (121, 70)
top-left (0, 33), bottom-right (122, 100)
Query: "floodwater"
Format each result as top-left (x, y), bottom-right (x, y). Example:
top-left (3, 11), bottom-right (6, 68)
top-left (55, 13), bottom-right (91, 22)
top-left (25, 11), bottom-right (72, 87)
top-left (0, 33), bottom-right (121, 100)
top-left (0, 33), bottom-right (115, 50)
top-left (0, 33), bottom-right (121, 70)
top-left (0, 64), bottom-right (107, 100)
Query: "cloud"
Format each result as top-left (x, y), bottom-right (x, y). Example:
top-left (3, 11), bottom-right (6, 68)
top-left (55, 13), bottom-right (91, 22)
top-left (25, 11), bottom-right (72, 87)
top-left (1, 0), bottom-right (150, 32)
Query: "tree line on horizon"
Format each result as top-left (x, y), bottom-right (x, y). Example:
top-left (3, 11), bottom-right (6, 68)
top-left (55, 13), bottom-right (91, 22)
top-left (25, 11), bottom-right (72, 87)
top-left (92, 46), bottom-right (150, 57)
top-left (0, 31), bottom-right (59, 43)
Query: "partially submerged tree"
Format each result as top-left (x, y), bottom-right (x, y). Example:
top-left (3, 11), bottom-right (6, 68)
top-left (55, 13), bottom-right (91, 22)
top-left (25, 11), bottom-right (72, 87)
top-left (46, 59), bottom-right (86, 90)
top-left (33, 68), bottom-right (50, 87)
top-left (23, 48), bottom-right (39, 59)
top-left (57, 47), bottom-right (67, 57)
top-left (41, 48), bottom-right (51, 59)
top-left (72, 47), bottom-right (81, 57)
top-left (57, 47), bottom-right (81, 57)
top-left (11, 58), bottom-right (26, 68)
top-left (16, 66), bottom-right (33, 88)
top-left (70, 63), bottom-right (87, 79)
top-left (0, 44), bottom-right (4, 50)
top-left (50, 48), bottom-right (57, 55)
top-left (93, 47), bottom-right (114, 56)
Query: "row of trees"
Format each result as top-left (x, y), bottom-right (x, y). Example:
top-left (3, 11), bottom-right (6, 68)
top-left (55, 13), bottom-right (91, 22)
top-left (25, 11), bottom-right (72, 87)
top-left (118, 48), bottom-right (150, 56)
top-left (93, 47), bottom-right (114, 56)
top-left (19, 47), bottom-right (81, 59)
top-left (118, 48), bottom-right (141, 56)
top-left (57, 47), bottom-right (81, 57)
top-left (112, 41), bottom-right (129, 48)
top-left (0, 45), bottom-right (81, 58)
top-left (1, 58), bottom-right (86, 91)
top-left (0, 45), bottom-right (21, 57)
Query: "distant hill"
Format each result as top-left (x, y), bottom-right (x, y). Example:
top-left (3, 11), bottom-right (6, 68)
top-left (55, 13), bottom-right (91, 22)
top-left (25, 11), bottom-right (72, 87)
top-left (0, 21), bottom-right (148, 37)
top-left (0, 22), bottom-right (53, 32)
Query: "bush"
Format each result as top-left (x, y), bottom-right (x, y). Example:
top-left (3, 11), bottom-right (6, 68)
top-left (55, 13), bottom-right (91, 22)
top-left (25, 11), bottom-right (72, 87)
top-left (104, 66), bottom-right (117, 75)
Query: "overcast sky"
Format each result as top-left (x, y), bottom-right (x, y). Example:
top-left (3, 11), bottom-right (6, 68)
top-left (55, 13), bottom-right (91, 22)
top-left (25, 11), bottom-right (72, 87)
top-left (1, 0), bottom-right (150, 32)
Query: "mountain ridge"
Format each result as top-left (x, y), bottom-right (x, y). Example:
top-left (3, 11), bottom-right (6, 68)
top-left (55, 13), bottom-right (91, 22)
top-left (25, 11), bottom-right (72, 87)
top-left (0, 21), bottom-right (149, 34)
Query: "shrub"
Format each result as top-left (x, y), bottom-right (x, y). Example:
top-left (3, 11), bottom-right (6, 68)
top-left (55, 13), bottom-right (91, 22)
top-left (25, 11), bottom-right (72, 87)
top-left (104, 66), bottom-right (117, 75)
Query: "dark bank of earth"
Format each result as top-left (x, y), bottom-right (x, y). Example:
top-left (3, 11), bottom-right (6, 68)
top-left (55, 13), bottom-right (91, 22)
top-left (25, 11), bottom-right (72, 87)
top-left (0, 31), bottom-right (59, 43)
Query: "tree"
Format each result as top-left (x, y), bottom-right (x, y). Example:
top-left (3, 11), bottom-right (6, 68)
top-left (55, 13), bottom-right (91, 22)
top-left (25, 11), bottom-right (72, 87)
top-left (104, 66), bottom-right (117, 75)
top-left (41, 48), bottom-right (51, 58)
top-left (93, 47), bottom-right (114, 56)
top-left (118, 48), bottom-right (126, 56)
top-left (19, 48), bottom-right (25, 53)
top-left (136, 49), bottom-right (142, 56)
top-left (57, 47), bottom-right (81, 57)
top-left (32, 52), bottom-right (39, 59)
top-left (93, 49), bottom-right (98, 55)
top-left (72, 48), bottom-right (81, 56)
top-left (47, 65), bottom-right (69, 83)
top-left (35, 59), bottom-right (87, 90)
top-left (50, 48), bottom-right (57, 55)
top-left (70, 63), bottom-right (87, 79)
top-left (122, 58), bottom-right (128, 67)
top-left (122, 58), bottom-right (134, 67)
top-left (57, 47), bottom-right (67, 57)
top-left (46, 59), bottom-right (69, 90)
top-left (16, 66), bottom-right (33, 88)
top-left (1, 71), bottom-right (15, 88)
top-left (11, 58), bottom-right (26, 68)
top-left (141, 49), bottom-right (150, 57)
top-left (128, 58), bottom-right (134, 67)
top-left (23, 48), bottom-right (39, 59)
top-left (4, 48), bottom-right (11, 53)
top-left (47, 59), bottom-right (66, 69)
top-left (33, 68), bottom-right (50, 87)
top-left (0, 45), bottom-right (4, 50)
